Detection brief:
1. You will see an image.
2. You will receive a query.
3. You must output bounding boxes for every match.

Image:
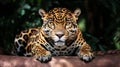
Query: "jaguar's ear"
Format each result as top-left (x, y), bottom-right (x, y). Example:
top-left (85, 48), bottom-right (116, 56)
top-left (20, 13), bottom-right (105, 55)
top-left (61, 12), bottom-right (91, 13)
top-left (74, 8), bottom-right (81, 17)
top-left (39, 9), bottom-right (46, 17)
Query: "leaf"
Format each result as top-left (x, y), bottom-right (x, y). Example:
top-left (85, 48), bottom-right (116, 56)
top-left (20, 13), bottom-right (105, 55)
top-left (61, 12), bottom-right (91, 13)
top-left (23, 4), bottom-right (31, 10)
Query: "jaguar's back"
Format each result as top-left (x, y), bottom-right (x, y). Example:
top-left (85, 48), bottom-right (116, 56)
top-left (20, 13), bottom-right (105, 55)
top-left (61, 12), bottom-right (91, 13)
top-left (13, 28), bottom-right (40, 56)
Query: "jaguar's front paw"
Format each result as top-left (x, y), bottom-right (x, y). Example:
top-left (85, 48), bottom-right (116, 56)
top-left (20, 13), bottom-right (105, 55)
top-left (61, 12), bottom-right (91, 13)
top-left (77, 51), bottom-right (94, 62)
top-left (36, 51), bottom-right (52, 63)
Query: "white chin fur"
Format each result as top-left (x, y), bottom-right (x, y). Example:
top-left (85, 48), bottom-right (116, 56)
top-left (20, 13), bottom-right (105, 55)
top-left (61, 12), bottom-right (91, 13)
top-left (55, 42), bottom-right (65, 46)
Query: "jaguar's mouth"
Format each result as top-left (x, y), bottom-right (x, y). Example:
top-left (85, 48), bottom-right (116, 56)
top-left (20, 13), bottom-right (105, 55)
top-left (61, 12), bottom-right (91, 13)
top-left (54, 40), bottom-right (65, 46)
top-left (54, 40), bottom-right (67, 49)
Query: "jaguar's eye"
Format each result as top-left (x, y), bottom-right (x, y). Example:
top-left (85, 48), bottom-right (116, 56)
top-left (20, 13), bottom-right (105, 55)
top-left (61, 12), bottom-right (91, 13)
top-left (70, 30), bottom-right (76, 33)
top-left (44, 29), bottom-right (50, 33)
top-left (66, 18), bottom-right (71, 21)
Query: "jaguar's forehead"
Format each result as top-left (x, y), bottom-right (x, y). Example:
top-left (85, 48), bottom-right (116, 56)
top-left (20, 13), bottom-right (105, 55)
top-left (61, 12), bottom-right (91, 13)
top-left (49, 8), bottom-right (70, 13)
top-left (48, 8), bottom-right (72, 22)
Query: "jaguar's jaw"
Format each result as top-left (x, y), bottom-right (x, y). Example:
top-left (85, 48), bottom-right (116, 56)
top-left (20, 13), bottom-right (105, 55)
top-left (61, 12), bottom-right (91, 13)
top-left (53, 40), bottom-right (67, 49)
top-left (54, 41), bottom-right (65, 46)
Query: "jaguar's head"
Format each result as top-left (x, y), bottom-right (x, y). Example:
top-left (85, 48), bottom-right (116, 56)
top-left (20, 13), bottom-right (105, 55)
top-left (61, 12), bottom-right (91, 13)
top-left (39, 8), bottom-right (81, 48)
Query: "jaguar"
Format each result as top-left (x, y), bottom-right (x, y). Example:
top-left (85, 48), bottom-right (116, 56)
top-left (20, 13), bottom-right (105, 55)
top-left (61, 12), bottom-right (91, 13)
top-left (13, 8), bottom-right (94, 63)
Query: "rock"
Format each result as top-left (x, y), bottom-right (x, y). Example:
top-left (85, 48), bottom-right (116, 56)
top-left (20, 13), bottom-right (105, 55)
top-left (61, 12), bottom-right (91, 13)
top-left (0, 54), bottom-right (120, 67)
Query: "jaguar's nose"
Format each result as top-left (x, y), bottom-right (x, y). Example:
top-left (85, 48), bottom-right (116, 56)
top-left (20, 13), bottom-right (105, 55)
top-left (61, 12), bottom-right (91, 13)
top-left (55, 31), bottom-right (64, 38)
top-left (56, 34), bottom-right (64, 38)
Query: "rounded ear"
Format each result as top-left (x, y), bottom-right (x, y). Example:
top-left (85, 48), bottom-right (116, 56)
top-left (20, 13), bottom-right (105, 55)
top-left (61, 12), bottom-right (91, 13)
top-left (74, 8), bottom-right (81, 17)
top-left (38, 9), bottom-right (46, 17)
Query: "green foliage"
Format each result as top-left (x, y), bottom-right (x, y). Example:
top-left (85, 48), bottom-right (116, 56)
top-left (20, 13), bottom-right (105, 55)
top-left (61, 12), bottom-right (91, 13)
top-left (0, 0), bottom-right (42, 53)
top-left (98, 0), bottom-right (120, 50)
top-left (78, 18), bottom-right (86, 32)
top-left (113, 28), bottom-right (120, 49)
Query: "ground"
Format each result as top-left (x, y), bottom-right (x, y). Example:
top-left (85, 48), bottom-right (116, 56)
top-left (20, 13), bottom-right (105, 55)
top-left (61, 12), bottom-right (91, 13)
top-left (0, 48), bottom-right (120, 67)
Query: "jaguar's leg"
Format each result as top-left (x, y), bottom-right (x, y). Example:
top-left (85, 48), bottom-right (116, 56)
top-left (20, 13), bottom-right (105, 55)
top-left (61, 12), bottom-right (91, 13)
top-left (26, 42), bottom-right (52, 63)
top-left (76, 33), bottom-right (94, 62)
top-left (78, 42), bottom-right (94, 62)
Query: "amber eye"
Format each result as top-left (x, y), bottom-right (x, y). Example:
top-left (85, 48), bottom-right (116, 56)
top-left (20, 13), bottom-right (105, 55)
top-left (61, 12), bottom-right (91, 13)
top-left (44, 29), bottom-right (50, 33)
top-left (70, 30), bottom-right (76, 33)
top-left (65, 17), bottom-right (71, 21)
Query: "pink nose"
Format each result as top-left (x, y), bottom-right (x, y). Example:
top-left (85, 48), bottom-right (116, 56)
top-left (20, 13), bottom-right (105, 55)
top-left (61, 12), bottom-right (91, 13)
top-left (56, 33), bottom-right (64, 38)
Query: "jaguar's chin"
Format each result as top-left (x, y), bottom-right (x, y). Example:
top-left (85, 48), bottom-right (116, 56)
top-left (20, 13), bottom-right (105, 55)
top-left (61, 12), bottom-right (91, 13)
top-left (54, 42), bottom-right (66, 49)
top-left (53, 40), bottom-right (67, 49)
top-left (54, 42), bottom-right (65, 46)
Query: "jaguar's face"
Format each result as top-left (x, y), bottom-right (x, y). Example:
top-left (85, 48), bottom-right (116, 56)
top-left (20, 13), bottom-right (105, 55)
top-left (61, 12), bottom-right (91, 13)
top-left (39, 8), bottom-right (81, 48)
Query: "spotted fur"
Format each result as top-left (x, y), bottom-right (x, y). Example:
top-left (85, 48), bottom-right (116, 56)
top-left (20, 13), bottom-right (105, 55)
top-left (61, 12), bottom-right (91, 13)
top-left (13, 8), bottom-right (94, 62)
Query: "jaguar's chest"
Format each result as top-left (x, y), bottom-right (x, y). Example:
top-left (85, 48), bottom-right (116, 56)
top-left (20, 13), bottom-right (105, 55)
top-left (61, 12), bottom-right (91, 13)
top-left (43, 42), bottom-right (79, 56)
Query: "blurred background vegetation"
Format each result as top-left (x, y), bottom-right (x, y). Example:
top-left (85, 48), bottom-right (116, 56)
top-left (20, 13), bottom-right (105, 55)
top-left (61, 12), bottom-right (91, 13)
top-left (0, 0), bottom-right (120, 54)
